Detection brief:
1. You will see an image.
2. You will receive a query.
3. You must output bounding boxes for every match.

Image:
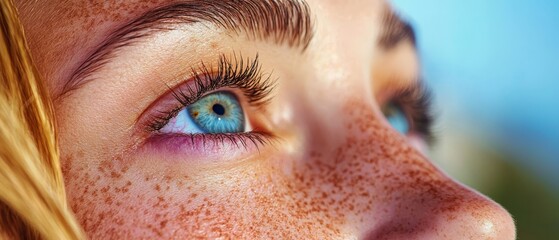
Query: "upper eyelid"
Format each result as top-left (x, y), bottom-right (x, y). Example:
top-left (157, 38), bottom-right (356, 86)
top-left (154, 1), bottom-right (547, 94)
top-left (390, 81), bottom-right (430, 102)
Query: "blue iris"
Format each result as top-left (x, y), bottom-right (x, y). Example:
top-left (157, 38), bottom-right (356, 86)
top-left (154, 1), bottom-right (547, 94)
top-left (186, 91), bottom-right (245, 133)
top-left (383, 103), bottom-right (410, 134)
top-left (160, 91), bottom-right (245, 134)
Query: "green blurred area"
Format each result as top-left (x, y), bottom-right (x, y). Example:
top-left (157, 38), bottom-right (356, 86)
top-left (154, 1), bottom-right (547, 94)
top-left (480, 155), bottom-right (558, 239)
top-left (434, 139), bottom-right (559, 240)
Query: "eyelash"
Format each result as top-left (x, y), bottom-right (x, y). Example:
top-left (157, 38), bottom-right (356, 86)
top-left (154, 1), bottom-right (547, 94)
top-left (147, 54), bottom-right (274, 132)
top-left (388, 82), bottom-right (435, 143)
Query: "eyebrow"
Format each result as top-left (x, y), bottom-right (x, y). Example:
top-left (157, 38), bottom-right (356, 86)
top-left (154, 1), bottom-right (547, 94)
top-left (62, 0), bottom-right (313, 95)
top-left (379, 8), bottom-right (417, 49)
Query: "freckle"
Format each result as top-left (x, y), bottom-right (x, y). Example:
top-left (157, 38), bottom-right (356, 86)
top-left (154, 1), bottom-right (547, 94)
top-left (110, 171), bottom-right (122, 178)
top-left (164, 175), bottom-right (172, 183)
top-left (115, 218), bottom-right (124, 226)
top-left (60, 155), bottom-right (74, 173)
top-left (155, 184), bottom-right (161, 191)
top-left (104, 196), bottom-right (113, 205)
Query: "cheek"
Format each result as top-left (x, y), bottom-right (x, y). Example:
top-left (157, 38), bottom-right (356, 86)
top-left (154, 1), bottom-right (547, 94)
top-left (62, 154), bottom-right (350, 238)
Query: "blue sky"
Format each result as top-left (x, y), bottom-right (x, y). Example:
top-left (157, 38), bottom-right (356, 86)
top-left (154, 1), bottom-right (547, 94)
top-left (391, 0), bottom-right (559, 186)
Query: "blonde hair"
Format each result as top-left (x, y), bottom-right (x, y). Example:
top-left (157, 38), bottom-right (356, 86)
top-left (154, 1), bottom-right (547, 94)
top-left (0, 0), bottom-right (84, 239)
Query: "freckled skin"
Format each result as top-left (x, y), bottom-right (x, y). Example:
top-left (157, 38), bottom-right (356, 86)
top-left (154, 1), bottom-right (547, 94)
top-left (61, 99), bottom-right (511, 239)
top-left (16, 0), bottom-right (515, 239)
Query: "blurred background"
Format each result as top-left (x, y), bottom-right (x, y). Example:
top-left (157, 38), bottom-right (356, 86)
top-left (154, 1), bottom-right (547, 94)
top-left (391, 0), bottom-right (559, 239)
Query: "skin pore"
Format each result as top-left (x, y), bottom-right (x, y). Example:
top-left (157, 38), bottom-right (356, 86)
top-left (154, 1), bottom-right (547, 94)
top-left (15, 0), bottom-right (515, 239)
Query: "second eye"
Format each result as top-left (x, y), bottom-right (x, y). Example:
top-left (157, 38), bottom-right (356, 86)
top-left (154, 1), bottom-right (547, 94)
top-left (160, 91), bottom-right (247, 134)
top-left (382, 102), bottom-right (410, 135)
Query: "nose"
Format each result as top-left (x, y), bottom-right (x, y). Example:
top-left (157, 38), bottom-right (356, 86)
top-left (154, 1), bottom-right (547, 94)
top-left (364, 174), bottom-right (516, 240)
top-left (297, 99), bottom-right (516, 239)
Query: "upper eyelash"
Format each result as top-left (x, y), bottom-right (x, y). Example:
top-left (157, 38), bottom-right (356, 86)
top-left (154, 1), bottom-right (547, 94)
top-left (173, 53), bottom-right (275, 107)
top-left (148, 53), bottom-right (275, 131)
top-left (391, 82), bottom-right (436, 144)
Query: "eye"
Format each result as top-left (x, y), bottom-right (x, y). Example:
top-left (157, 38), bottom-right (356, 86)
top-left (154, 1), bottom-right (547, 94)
top-left (141, 55), bottom-right (274, 153)
top-left (379, 83), bottom-right (434, 142)
top-left (382, 102), bottom-right (410, 135)
top-left (160, 91), bottom-right (249, 134)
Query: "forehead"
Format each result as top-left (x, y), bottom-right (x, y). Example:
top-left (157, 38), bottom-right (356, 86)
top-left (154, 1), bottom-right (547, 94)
top-left (19, 0), bottom-right (387, 21)
top-left (18, 0), bottom-right (388, 43)
top-left (16, 0), bottom-right (390, 89)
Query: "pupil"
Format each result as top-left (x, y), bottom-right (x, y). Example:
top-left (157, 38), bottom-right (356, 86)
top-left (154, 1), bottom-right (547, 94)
top-left (212, 104), bottom-right (226, 116)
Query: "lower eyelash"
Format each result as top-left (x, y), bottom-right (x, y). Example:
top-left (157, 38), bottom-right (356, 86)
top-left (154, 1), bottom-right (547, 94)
top-left (148, 131), bottom-right (274, 153)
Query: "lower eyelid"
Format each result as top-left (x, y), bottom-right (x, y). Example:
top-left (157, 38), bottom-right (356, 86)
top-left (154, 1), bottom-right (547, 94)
top-left (140, 131), bottom-right (273, 162)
